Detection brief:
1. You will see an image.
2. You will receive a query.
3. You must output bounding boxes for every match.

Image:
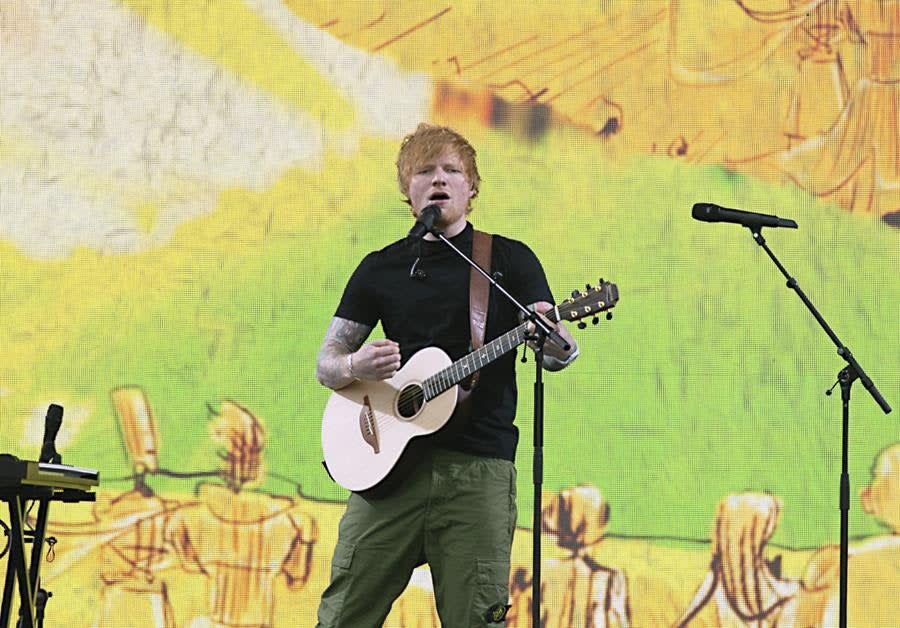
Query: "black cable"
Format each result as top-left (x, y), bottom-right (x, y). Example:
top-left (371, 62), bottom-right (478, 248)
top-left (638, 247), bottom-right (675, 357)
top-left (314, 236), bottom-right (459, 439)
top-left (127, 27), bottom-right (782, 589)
top-left (0, 518), bottom-right (9, 560)
top-left (104, 468), bottom-right (220, 483)
top-left (267, 471), bottom-right (305, 494)
top-left (25, 501), bottom-right (36, 533)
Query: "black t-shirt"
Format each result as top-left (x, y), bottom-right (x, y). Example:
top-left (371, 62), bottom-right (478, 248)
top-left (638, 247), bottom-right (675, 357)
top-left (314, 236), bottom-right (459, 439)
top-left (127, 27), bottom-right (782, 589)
top-left (335, 222), bottom-right (553, 461)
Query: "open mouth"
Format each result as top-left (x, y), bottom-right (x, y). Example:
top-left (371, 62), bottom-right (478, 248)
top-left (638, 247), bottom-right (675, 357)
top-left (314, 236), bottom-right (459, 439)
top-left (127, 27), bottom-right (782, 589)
top-left (428, 192), bottom-right (450, 201)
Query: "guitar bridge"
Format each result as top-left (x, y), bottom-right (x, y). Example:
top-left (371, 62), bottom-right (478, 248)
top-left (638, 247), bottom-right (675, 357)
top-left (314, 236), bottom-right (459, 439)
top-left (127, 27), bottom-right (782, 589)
top-left (358, 395), bottom-right (379, 454)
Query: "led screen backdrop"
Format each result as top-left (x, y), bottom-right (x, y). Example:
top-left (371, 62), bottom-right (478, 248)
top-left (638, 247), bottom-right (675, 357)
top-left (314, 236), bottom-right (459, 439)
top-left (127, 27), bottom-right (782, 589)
top-left (0, 1), bottom-right (898, 626)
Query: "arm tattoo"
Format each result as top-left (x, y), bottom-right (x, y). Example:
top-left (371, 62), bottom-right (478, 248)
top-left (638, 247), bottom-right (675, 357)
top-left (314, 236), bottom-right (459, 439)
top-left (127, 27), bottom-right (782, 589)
top-left (316, 317), bottom-right (372, 390)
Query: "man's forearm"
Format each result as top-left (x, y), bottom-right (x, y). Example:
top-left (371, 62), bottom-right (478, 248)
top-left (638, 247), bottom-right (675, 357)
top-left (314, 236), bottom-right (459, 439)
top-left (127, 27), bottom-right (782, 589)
top-left (527, 302), bottom-right (579, 372)
top-left (315, 317), bottom-right (371, 390)
top-left (316, 344), bottom-right (356, 390)
top-left (542, 341), bottom-right (579, 372)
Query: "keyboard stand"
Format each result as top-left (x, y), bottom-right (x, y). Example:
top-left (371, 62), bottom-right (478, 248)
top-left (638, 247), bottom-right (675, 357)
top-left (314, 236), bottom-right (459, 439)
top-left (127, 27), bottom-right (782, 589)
top-left (0, 486), bottom-right (51, 628)
top-left (0, 486), bottom-right (92, 628)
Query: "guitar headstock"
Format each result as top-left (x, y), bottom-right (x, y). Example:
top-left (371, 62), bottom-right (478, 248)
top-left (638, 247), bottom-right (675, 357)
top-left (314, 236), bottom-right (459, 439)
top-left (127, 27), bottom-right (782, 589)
top-left (556, 279), bottom-right (619, 328)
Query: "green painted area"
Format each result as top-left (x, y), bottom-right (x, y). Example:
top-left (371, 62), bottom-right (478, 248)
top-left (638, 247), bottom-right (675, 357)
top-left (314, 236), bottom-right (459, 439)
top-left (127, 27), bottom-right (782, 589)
top-left (1, 127), bottom-right (897, 549)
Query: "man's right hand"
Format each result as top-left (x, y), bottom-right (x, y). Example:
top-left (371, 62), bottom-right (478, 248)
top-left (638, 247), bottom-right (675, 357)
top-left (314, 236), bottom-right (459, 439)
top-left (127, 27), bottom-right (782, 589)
top-left (350, 339), bottom-right (401, 380)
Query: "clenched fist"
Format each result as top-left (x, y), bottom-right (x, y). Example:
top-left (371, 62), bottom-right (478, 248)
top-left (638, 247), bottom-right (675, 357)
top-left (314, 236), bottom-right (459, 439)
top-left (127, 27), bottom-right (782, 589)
top-left (350, 339), bottom-right (401, 381)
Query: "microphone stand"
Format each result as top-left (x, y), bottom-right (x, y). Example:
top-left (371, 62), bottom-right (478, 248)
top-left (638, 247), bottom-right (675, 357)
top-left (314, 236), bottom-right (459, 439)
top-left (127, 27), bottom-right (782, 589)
top-left (424, 225), bottom-right (569, 628)
top-left (745, 225), bottom-right (891, 628)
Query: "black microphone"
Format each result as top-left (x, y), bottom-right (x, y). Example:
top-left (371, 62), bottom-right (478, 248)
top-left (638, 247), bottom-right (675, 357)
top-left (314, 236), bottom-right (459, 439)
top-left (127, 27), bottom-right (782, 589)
top-left (40, 403), bottom-right (63, 464)
top-left (692, 203), bottom-right (798, 229)
top-left (407, 204), bottom-right (442, 240)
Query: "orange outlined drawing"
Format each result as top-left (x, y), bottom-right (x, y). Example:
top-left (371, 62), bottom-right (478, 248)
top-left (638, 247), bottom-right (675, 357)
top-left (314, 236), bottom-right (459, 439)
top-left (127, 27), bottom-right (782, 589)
top-left (508, 485), bottom-right (630, 627)
top-left (164, 401), bottom-right (318, 628)
top-left (780, 1), bottom-right (900, 218)
top-left (795, 443), bottom-right (900, 626)
top-left (672, 0), bottom-right (900, 220)
top-left (674, 493), bottom-right (799, 627)
top-left (45, 391), bottom-right (319, 628)
top-left (45, 388), bottom-right (183, 628)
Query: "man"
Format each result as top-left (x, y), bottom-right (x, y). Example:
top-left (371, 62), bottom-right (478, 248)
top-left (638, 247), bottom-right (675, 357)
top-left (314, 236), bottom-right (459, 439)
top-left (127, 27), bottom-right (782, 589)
top-left (315, 123), bottom-right (578, 627)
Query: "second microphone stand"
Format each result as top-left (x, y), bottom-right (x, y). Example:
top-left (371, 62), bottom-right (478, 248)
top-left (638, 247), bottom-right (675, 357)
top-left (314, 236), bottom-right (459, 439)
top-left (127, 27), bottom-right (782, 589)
top-left (426, 225), bottom-right (569, 628)
top-left (746, 225), bottom-right (891, 628)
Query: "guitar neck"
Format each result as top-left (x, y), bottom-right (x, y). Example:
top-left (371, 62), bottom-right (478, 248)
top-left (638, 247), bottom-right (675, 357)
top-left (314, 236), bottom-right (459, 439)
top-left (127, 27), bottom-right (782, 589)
top-left (422, 308), bottom-right (561, 400)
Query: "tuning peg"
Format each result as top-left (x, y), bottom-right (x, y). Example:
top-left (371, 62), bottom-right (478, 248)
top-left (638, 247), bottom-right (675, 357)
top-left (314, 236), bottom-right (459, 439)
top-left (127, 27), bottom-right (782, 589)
top-left (598, 278), bottom-right (604, 284)
top-left (585, 283), bottom-right (592, 291)
top-left (592, 316), bottom-right (599, 325)
top-left (577, 321), bottom-right (587, 330)
top-left (606, 312), bottom-right (613, 320)
top-left (571, 289), bottom-right (580, 298)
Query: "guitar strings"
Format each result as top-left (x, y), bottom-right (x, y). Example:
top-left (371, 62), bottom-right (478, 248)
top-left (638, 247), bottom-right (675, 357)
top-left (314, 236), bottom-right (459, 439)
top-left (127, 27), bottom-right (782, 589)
top-left (373, 323), bottom-right (533, 434)
top-left (366, 384), bottom-right (432, 437)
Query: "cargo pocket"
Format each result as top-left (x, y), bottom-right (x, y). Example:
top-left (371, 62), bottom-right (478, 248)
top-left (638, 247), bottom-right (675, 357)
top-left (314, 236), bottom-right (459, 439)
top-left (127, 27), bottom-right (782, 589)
top-left (473, 558), bottom-right (512, 626)
top-left (316, 541), bottom-right (356, 626)
top-left (508, 466), bottom-right (517, 538)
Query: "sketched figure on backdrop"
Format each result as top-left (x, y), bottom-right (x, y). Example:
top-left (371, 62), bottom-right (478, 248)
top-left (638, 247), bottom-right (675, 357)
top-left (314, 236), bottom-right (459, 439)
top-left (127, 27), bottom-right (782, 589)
top-left (669, 0), bottom-right (850, 141)
top-left (508, 485), bottom-right (630, 628)
top-left (164, 401), bottom-right (319, 628)
top-left (670, 0), bottom-right (900, 222)
top-left (675, 493), bottom-right (799, 628)
top-left (780, 3), bottom-right (851, 146)
top-left (44, 387), bottom-right (181, 628)
top-left (859, 443), bottom-right (900, 537)
top-left (779, 1), bottom-right (900, 221)
top-left (794, 443), bottom-right (900, 627)
top-left (93, 388), bottom-right (180, 628)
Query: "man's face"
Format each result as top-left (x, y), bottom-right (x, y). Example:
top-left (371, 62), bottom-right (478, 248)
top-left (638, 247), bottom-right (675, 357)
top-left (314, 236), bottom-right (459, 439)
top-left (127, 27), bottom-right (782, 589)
top-left (407, 148), bottom-right (474, 231)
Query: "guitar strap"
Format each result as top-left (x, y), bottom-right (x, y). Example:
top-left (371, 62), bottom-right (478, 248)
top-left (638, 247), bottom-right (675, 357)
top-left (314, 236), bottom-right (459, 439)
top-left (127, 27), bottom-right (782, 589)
top-left (467, 229), bottom-right (493, 389)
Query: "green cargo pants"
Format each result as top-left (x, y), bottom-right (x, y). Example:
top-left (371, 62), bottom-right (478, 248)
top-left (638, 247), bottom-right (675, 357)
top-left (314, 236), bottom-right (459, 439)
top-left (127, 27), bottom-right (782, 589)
top-left (316, 448), bottom-right (517, 627)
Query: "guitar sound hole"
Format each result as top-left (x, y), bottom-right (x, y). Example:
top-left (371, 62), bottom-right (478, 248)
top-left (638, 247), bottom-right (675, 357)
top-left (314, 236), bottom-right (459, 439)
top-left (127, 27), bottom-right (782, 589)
top-left (397, 384), bottom-right (425, 419)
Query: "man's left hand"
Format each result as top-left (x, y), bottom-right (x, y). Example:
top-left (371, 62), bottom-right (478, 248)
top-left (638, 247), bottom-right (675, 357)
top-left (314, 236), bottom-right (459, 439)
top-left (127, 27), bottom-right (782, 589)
top-left (525, 302), bottom-right (578, 368)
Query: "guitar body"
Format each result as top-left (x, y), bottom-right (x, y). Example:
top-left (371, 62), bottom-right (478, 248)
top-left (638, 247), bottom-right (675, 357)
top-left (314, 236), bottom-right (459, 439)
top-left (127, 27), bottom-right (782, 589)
top-left (320, 279), bottom-right (619, 492)
top-left (321, 347), bottom-right (459, 492)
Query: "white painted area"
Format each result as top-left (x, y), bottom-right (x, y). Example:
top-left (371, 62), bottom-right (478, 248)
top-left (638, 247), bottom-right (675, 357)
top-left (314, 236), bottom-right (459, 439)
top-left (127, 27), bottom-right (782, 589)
top-left (0, 0), bottom-right (325, 258)
top-left (0, 163), bottom-right (149, 256)
top-left (408, 566), bottom-right (434, 591)
top-left (245, 0), bottom-right (431, 138)
top-left (850, 535), bottom-right (900, 555)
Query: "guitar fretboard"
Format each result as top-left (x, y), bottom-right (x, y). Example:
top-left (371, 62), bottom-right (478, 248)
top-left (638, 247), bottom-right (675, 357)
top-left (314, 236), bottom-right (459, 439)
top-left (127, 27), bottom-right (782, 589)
top-left (423, 323), bottom-right (529, 400)
top-left (416, 279), bottom-right (614, 401)
top-left (423, 300), bottom-right (567, 400)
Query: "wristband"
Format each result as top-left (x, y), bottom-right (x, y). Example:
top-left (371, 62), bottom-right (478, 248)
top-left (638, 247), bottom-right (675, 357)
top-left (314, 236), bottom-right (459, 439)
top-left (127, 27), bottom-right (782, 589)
top-left (559, 345), bottom-right (579, 366)
top-left (552, 345), bottom-right (579, 367)
top-left (347, 352), bottom-right (359, 381)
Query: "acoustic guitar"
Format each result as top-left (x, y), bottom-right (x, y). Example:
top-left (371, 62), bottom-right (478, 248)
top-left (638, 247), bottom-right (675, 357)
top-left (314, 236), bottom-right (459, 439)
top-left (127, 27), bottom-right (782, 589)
top-left (321, 280), bottom-right (618, 491)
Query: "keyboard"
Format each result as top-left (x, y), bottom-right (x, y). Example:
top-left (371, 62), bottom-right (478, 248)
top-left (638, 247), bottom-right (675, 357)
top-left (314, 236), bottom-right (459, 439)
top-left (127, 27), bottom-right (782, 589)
top-left (0, 455), bottom-right (99, 492)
